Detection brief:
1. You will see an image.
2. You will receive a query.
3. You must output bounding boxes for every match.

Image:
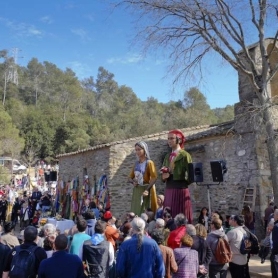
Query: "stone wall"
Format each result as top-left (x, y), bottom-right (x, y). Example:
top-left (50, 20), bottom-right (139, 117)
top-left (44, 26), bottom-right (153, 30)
top-left (57, 39), bottom-right (278, 240)
top-left (58, 121), bottom-right (272, 240)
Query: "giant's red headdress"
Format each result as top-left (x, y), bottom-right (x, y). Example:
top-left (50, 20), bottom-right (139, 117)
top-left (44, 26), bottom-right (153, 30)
top-left (168, 129), bottom-right (186, 148)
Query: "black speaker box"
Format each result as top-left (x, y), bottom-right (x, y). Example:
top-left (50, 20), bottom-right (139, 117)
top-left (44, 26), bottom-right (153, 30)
top-left (188, 162), bottom-right (203, 183)
top-left (210, 160), bottom-right (227, 182)
top-left (44, 172), bottom-right (50, 182)
top-left (50, 171), bottom-right (57, 182)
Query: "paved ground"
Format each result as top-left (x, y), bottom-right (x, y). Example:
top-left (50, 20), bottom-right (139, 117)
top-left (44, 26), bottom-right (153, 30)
top-left (248, 256), bottom-right (271, 278)
top-left (225, 256), bottom-right (271, 278)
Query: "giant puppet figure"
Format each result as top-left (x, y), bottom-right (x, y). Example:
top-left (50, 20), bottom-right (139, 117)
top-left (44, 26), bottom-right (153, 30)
top-left (161, 129), bottom-right (193, 223)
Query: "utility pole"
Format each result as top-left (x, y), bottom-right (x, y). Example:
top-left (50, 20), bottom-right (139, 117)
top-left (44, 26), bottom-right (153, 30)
top-left (7, 48), bottom-right (21, 86)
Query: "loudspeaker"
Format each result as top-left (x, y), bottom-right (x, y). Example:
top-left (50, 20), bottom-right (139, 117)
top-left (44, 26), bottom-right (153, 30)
top-left (188, 163), bottom-right (203, 183)
top-left (210, 160), bottom-right (227, 182)
top-left (50, 171), bottom-right (57, 182)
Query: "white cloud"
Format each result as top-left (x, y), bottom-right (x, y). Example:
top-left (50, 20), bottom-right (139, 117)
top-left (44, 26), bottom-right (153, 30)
top-left (67, 61), bottom-right (92, 78)
top-left (0, 17), bottom-right (43, 38)
top-left (84, 14), bottom-right (95, 22)
top-left (40, 16), bottom-right (53, 24)
top-left (71, 28), bottom-right (91, 41)
top-left (155, 59), bottom-right (166, 65)
top-left (107, 53), bottom-right (143, 64)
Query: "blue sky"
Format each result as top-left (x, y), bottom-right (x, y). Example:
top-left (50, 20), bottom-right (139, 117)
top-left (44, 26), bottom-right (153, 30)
top-left (0, 0), bottom-right (239, 108)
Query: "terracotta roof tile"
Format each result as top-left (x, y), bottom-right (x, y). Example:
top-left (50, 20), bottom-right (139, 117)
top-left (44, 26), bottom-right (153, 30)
top-left (57, 121), bottom-right (235, 158)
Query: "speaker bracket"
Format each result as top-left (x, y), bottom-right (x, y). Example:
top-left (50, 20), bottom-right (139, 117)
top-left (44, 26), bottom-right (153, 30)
top-left (195, 183), bottom-right (221, 216)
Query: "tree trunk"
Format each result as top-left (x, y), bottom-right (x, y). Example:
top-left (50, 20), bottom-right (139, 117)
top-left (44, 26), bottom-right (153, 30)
top-left (264, 106), bottom-right (278, 202)
top-left (3, 72), bottom-right (7, 106)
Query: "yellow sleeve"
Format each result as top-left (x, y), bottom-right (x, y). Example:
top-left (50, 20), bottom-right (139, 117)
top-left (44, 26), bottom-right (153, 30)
top-left (129, 164), bottom-right (135, 179)
top-left (144, 160), bottom-right (157, 183)
top-left (187, 152), bottom-right (193, 163)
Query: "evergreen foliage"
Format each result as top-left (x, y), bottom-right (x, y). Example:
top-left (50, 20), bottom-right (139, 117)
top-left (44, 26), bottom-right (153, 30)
top-left (0, 55), bottom-right (234, 160)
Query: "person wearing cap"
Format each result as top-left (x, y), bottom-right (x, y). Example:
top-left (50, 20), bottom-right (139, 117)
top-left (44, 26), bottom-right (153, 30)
top-left (128, 141), bottom-right (158, 216)
top-left (226, 215), bottom-right (250, 278)
top-left (161, 129), bottom-right (193, 223)
top-left (116, 217), bottom-right (165, 278)
top-left (103, 211), bottom-right (119, 251)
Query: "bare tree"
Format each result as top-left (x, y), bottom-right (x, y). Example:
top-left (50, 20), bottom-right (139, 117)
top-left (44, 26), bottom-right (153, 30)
top-left (0, 50), bottom-right (15, 106)
top-left (114, 0), bottom-right (278, 199)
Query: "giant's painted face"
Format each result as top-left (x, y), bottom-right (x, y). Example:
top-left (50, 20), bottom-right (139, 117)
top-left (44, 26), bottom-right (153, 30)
top-left (167, 132), bottom-right (179, 148)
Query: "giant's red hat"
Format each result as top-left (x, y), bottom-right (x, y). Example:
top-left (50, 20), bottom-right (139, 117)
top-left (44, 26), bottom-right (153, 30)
top-left (168, 129), bottom-right (186, 148)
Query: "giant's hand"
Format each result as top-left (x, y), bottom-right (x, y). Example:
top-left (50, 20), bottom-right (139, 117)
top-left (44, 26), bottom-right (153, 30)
top-left (162, 173), bottom-right (170, 180)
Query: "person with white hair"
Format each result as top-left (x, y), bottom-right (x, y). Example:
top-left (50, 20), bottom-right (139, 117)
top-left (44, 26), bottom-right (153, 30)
top-left (116, 217), bottom-right (165, 278)
top-left (156, 218), bottom-right (165, 229)
top-left (140, 212), bottom-right (149, 229)
top-left (37, 223), bottom-right (57, 248)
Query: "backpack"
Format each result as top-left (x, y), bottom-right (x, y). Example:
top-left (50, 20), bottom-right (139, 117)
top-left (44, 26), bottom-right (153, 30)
top-left (239, 227), bottom-right (260, 255)
top-left (9, 245), bottom-right (39, 278)
top-left (215, 236), bottom-right (232, 264)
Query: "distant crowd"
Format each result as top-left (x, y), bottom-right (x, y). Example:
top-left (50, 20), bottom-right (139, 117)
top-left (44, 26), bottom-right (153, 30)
top-left (0, 195), bottom-right (277, 278)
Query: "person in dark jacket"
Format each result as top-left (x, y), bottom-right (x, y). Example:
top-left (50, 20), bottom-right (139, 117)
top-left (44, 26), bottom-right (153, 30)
top-left (187, 224), bottom-right (212, 277)
top-left (0, 195), bottom-right (8, 225)
top-left (40, 191), bottom-right (51, 212)
top-left (30, 187), bottom-right (42, 217)
top-left (83, 220), bottom-right (114, 278)
top-left (198, 207), bottom-right (209, 232)
top-left (38, 234), bottom-right (84, 278)
top-left (3, 226), bottom-right (47, 278)
top-left (206, 218), bottom-right (229, 278)
top-left (11, 197), bottom-right (23, 226)
top-left (0, 231), bottom-right (10, 276)
top-left (163, 211), bottom-right (177, 231)
top-left (270, 209), bottom-right (278, 277)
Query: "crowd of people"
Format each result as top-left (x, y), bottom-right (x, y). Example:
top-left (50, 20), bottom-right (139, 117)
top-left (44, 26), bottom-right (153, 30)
top-left (0, 129), bottom-right (277, 278)
top-left (0, 201), bottom-right (275, 278)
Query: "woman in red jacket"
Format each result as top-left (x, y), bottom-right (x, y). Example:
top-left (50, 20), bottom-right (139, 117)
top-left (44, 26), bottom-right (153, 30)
top-left (167, 213), bottom-right (187, 249)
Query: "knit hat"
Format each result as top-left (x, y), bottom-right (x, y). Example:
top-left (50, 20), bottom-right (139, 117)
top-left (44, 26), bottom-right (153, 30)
top-left (103, 211), bottom-right (112, 221)
top-left (157, 195), bottom-right (165, 203)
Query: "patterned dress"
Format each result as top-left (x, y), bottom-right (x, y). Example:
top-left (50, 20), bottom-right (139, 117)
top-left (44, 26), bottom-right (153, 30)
top-left (173, 247), bottom-right (199, 278)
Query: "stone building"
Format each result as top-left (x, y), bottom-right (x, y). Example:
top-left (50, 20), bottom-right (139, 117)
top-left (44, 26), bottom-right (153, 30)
top-left (57, 40), bottom-right (277, 238)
